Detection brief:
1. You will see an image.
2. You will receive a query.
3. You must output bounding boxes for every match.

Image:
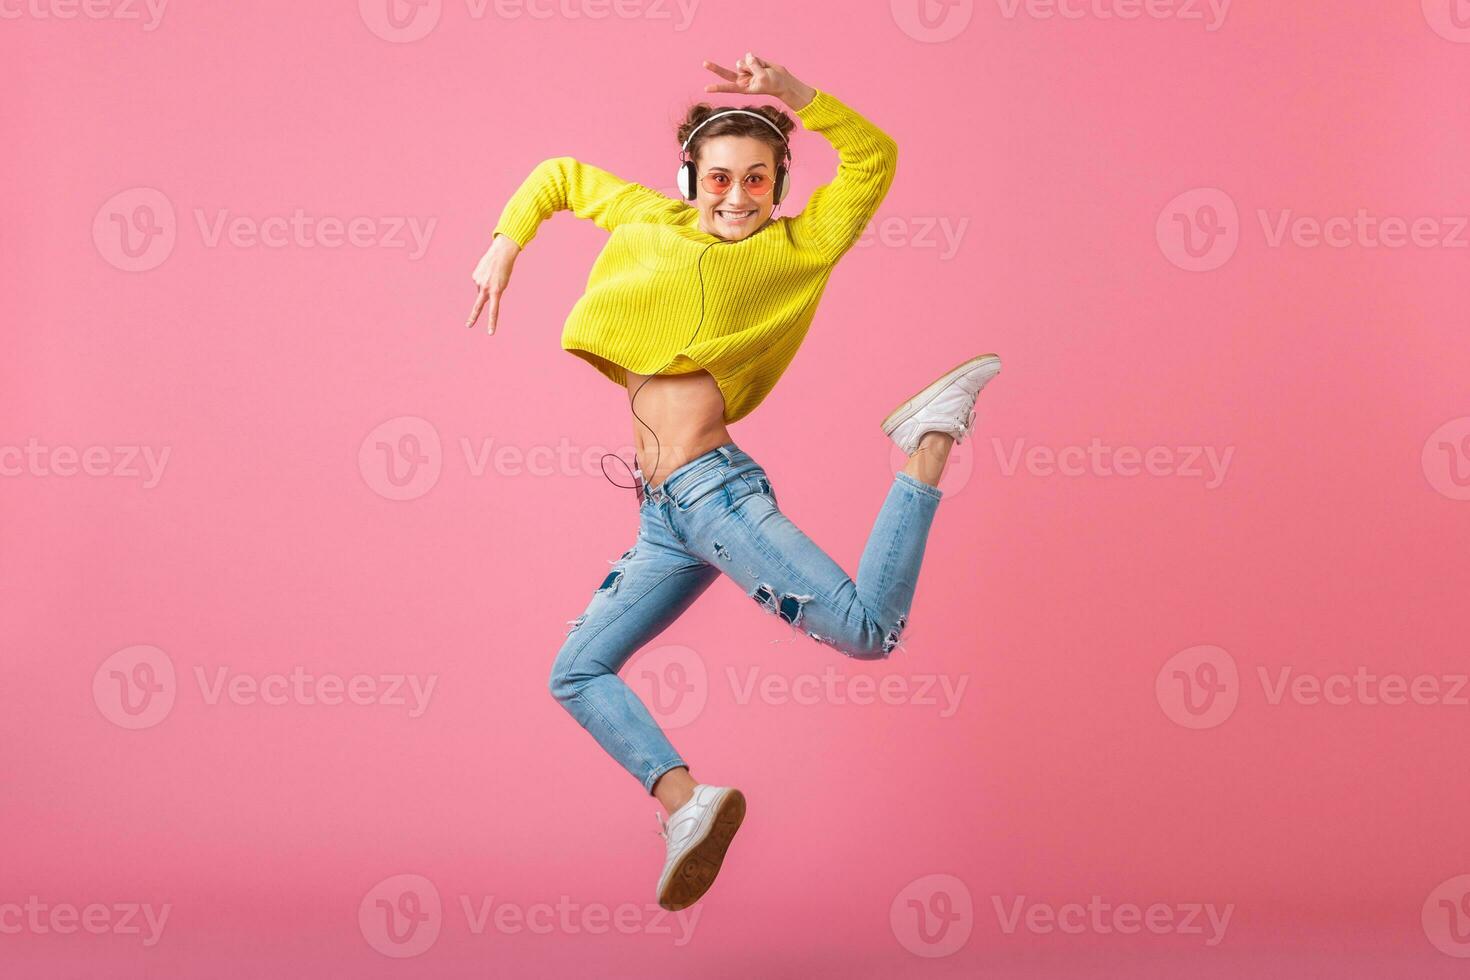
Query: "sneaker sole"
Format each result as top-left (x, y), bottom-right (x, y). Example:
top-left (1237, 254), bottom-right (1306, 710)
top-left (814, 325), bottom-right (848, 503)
top-left (881, 353), bottom-right (1002, 437)
top-left (656, 788), bottom-right (746, 912)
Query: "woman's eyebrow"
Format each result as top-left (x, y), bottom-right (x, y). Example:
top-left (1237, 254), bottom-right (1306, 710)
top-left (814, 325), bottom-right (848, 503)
top-left (704, 162), bottom-right (771, 173)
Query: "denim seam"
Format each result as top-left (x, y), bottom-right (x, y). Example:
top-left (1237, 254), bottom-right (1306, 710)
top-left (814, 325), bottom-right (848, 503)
top-left (664, 454), bottom-right (735, 503)
top-left (644, 757), bottom-right (687, 794)
top-left (561, 562), bottom-right (696, 675)
top-left (894, 470), bottom-right (943, 501)
top-left (672, 465), bottom-right (737, 513)
top-left (729, 498), bottom-right (834, 606)
top-left (875, 488), bottom-right (917, 636)
top-left (558, 563), bottom-right (704, 781)
top-left (566, 687), bottom-right (664, 790)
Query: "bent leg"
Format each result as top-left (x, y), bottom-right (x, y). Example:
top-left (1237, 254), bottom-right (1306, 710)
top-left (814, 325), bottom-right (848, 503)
top-left (549, 534), bottom-right (720, 794)
top-left (705, 470), bottom-right (944, 659)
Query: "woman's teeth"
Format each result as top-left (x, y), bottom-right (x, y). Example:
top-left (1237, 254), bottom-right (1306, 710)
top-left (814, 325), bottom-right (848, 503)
top-left (718, 209), bottom-right (755, 221)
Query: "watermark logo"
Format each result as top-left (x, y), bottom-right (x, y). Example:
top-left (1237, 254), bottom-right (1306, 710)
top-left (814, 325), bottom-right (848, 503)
top-left (1156, 645), bottom-right (1238, 729)
top-left (1257, 666), bottom-right (1469, 708)
top-left (94, 187), bottom-right (176, 272)
top-left (891, 873), bottom-right (974, 957)
top-left (855, 214), bottom-right (970, 259)
top-left (992, 437), bottom-right (1234, 489)
top-left (94, 647), bottom-right (438, 728)
top-left (727, 665), bottom-right (970, 718)
top-left (992, 0), bottom-right (1230, 30)
top-left (192, 209), bottom-right (435, 258)
top-left (0, 897), bottom-right (171, 946)
top-left (358, 873), bottom-right (699, 951)
top-left (359, 422), bottom-right (678, 497)
top-left (93, 188), bottom-right (436, 270)
top-left (1157, 187), bottom-right (1239, 272)
top-left (888, 440), bottom-right (977, 497)
top-left (359, 0), bottom-right (442, 42)
top-left (360, 874), bottom-right (442, 958)
top-left (891, 0), bottom-right (974, 42)
top-left (1159, 649), bottom-right (1466, 725)
top-left (93, 645), bottom-right (177, 730)
top-left (628, 644), bottom-right (708, 730)
top-left (459, 894), bottom-right (699, 943)
top-left (1258, 209), bottom-right (1468, 250)
top-left (1423, 0), bottom-right (1470, 43)
top-left (361, 0), bottom-right (699, 39)
top-left (193, 666), bottom-right (437, 716)
top-left (625, 193), bottom-right (698, 277)
top-left (993, 895), bottom-right (1233, 945)
top-left (1160, 188), bottom-right (1470, 270)
top-left (360, 416), bottom-right (443, 501)
top-left (0, 0), bottom-right (168, 30)
top-left (1423, 417), bottom-right (1470, 501)
top-left (1424, 875), bottom-right (1470, 957)
top-left (1, 439), bottom-right (171, 488)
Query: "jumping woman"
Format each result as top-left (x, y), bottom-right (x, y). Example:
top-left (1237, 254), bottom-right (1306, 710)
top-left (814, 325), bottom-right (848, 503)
top-left (466, 53), bottom-right (1001, 911)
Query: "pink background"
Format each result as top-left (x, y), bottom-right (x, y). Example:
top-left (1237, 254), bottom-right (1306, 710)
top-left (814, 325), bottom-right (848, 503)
top-left (5, 1), bottom-right (1470, 976)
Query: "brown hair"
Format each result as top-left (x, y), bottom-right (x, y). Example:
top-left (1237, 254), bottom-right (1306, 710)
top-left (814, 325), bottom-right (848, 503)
top-left (676, 103), bottom-right (795, 167)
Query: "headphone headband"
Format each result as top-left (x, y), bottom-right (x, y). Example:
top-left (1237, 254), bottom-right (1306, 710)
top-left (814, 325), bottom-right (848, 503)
top-left (680, 108), bottom-right (790, 159)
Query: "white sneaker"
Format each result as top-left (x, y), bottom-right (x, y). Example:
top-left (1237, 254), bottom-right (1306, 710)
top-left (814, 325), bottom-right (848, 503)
top-left (881, 353), bottom-right (1002, 456)
top-left (653, 784), bottom-right (746, 911)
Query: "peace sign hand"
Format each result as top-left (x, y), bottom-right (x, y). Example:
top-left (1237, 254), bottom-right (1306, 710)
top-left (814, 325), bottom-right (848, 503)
top-left (702, 53), bottom-right (813, 109)
top-left (465, 232), bottom-right (520, 334)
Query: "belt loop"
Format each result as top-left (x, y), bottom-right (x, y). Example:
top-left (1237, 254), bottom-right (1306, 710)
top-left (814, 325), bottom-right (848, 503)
top-left (717, 445), bottom-right (734, 465)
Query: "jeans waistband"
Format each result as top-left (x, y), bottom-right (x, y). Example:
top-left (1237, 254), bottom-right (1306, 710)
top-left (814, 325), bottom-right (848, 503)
top-left (639, 441), bottom-right (749, 504)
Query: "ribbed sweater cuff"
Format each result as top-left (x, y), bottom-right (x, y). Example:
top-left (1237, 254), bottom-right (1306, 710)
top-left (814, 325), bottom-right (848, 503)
top-left (492, 207), bottom-right (540, 251)
top-left (491, 159), bottom-right (556, 249)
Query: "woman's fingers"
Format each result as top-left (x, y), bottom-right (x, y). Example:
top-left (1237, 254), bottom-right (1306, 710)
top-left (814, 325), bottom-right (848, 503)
top-left (485, 290), bottom-right (501, 334)
top-left (466, 286), bottom-right (490, 328)
top-left (703, 59), bottom-right (737, 80)
top-left (705, 56), bottom-right (752, 93)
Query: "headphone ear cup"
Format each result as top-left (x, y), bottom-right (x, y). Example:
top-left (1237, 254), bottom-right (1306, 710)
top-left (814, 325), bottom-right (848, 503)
top-left (677, 160), bottom-right (697, 201)
top-left (774, 164), bottom-right (790, 206)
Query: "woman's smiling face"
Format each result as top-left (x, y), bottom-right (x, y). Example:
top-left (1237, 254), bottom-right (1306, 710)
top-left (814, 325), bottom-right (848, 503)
top-left (693, 135), bottom-right (779, 241)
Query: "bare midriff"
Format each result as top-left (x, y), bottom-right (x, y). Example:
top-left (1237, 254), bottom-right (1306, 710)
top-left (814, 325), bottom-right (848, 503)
top-left (625, 368), bottom-right (733, 490)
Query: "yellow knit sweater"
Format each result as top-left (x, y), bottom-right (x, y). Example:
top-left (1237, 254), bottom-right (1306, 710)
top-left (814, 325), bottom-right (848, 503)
top-left (491, 89), bottom-right (898, 424)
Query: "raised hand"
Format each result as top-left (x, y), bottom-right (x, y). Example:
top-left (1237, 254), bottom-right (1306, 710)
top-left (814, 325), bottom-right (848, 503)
top-left (702, 53), bottom-right (814, 109)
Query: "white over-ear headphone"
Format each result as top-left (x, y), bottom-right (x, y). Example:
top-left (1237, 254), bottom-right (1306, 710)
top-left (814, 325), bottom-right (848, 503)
top-left (676, 108), bottom-right (791, 205)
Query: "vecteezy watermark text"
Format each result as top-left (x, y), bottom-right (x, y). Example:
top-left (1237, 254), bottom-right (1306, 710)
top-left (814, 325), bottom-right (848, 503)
top-left (357, 874), bottom-right (698, 958)
top-left (0, 0), bottom-right (168, 29)
top-left (1157, 645), bottom-right (1470, 730)
top-left (1158, 187), bottom-right (1470, 272)
top-left (93, 646), bottom-right (439, 729)
top-left (1, 439), bottom-right (170, 488)
top-left (993, 0), bottom-right (1229, 30)
top-left (725, 665), bottom-right (968, 718)
top-left (992, 895), bottom-right (1233, 946)
top-left (0, 897), bottom-right (171, 946)
top-left (93, 188), bottom-right (437, 272)
top-left (358, 0), bottom-right (701, 43)
top-left (992, 437), bottom-right (1234, 489)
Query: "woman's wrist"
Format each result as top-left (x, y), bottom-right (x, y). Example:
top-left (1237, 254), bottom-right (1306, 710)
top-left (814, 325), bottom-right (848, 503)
top-left (780, 81), bottom-right (817, 111)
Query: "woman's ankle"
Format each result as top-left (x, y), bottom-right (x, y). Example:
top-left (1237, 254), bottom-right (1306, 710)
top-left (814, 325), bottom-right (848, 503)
top-left (902, 431), bottom-right (954, 487)
top-left (653, 767), bottom-right (698, 815)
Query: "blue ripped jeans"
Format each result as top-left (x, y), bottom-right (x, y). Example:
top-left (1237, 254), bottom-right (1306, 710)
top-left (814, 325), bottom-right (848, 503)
top-left (547, 442), bottom-right (943, 795)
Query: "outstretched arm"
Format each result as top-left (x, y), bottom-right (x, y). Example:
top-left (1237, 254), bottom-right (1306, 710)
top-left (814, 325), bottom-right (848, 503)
top-left (467, 158), bottom-right (684, 332)
top-left (490, 157), bottom-right (685, 249)
top-left (704, 53), bottom-right (898, 264)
